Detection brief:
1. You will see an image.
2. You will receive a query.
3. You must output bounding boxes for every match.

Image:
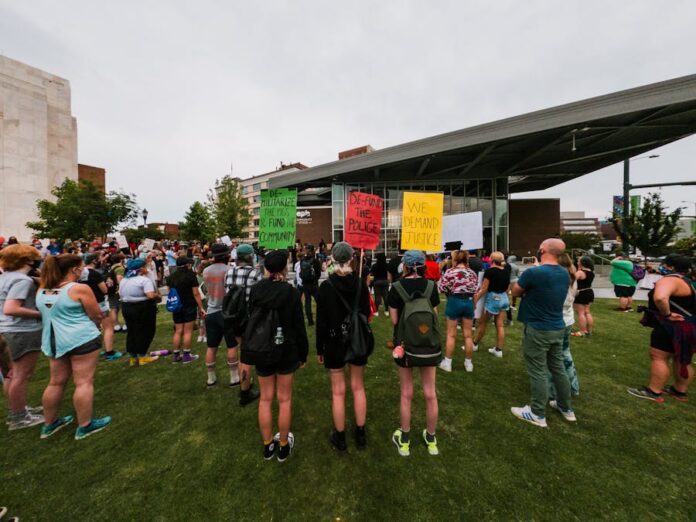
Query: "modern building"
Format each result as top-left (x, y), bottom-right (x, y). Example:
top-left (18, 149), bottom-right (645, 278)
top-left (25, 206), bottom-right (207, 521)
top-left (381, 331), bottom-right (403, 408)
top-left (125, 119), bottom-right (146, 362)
top-left (560, 211), bottom-right (601, 235)
top-left (268, 75), bottom-right (696, 256)
top-left (675, 217), bottom-right (696, 240)
top-left (0, 55), bottom-right (78, 241)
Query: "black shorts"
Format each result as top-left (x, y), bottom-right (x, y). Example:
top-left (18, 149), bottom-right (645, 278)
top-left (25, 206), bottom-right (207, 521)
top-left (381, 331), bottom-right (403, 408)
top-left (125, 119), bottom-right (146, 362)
top-left (56, 337), bottom-right (102, 358)
top-left (255, 359), bottom-right (301, 377)
top-left (323, 341), bottom-right (369, 369)
top-left (614, 285), bottom-right (636, 298)
top-left (173, 306), bottom-right (197, 324)
top-left (204, 311), bottom-right (237, 349)
top-left (650, 326), bottom-right (674, 353)
top-left (574, 290), bottom-right (594, 305)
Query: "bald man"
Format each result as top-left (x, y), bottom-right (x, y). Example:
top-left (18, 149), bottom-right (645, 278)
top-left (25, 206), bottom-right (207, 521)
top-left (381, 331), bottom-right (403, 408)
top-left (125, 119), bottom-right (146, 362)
top-left (509, 238), bottom-right (575, 427)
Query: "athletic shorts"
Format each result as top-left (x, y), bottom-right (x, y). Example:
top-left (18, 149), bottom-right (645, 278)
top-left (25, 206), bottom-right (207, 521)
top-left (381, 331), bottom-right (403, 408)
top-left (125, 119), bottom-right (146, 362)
top-left (574, 289), bottom-right (594, 305)
top-left (204, 311), bottom-right (237, 349)
top-left (614, 285), bottom-right (636, 298)
top-left (2, 330), bottom-right (42, 361)
top-left (63, 337), bottom-right (102, 358)
top-left (107, 294), bottom-right (120, 311)
top-left (255, 359), bottom-right (301, 377)
top-left (173, 306), bottom-right (197, 324)
top-left (650, 326), bottom-right (674, 353)
top-left (484, 291), bottom-right (509, 316)
top-left (445, 294), bottom-right (474, 321)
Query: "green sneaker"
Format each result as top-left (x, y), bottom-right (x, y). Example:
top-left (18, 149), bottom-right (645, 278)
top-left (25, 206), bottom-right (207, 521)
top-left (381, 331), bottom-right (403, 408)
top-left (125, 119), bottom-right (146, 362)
top-left (40, 415), bottom-right (74, 439)
top-left (422, 429), bottom-right (439, 456)
top-left (392, 428), bottom-right (410, 457)
top-left (75, 416), bottom-right (112, 440)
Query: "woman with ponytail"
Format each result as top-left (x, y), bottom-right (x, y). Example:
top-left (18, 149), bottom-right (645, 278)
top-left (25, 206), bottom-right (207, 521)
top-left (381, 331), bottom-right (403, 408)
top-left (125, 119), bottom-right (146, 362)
top-left (36, 254), bottom-right (111, 440)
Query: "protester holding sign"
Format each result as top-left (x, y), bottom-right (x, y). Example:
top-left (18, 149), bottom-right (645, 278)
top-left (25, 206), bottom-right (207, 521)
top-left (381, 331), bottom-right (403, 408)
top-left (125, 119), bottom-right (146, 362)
top-left (316, 242), bottom-right (373, 451)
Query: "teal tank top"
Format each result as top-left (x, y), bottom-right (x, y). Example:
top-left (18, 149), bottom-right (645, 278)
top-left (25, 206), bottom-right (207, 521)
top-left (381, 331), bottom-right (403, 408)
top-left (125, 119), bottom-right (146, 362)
top-left (36, 282), bottom-right (101, 358)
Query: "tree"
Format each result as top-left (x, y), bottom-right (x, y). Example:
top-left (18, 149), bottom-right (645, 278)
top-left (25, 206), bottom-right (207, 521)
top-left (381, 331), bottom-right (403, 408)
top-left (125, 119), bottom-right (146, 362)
top-left (119, 225), bottom-right (174, 245)
top-left (179, 201), bottom-right (214, 242)
top-left (612, 192), bottom-right (682, 257)
top-left (27, 179), bottom-right (139, 240)
top-left (207, 176), bottom-right (249, 238)
top-left (560, 232), bottom-right (600, 251)
top-left (673, 236), bottom-right (696, 256)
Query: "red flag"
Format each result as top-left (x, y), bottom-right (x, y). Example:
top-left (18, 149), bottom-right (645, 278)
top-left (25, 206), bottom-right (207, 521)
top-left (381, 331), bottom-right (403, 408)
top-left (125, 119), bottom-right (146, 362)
top-left (344, 191), bottom-right (383, 250)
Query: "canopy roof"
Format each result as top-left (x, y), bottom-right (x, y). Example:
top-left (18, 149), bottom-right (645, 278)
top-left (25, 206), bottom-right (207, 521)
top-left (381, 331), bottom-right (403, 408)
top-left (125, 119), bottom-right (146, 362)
top-left (270, 75), bottom-right (696, 193)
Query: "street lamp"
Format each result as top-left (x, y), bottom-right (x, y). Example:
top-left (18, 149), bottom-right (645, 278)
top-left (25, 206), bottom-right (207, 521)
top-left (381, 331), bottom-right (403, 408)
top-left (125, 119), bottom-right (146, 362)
top-left (142, 208), bottom-right (149, 227)
top-left (622, 154), bottom-right (660, 252)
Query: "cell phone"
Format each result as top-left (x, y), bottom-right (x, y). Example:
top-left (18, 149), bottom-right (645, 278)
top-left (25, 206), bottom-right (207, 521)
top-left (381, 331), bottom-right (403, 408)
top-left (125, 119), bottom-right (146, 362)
top-left (522, 257), bottom-right (536, 265)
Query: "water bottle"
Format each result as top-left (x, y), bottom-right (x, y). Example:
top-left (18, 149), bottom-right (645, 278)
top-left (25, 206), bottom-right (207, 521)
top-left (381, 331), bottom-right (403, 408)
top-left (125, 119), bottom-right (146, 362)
top-left (150, 349), bottom-right (171, 357)
top-left (274, 327), bottom-right (284, 345)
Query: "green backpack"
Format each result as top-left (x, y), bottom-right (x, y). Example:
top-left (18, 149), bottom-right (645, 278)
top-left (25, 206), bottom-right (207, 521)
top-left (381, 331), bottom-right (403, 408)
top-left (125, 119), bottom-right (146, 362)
top-left (393, 280), bottom-right (442, 366)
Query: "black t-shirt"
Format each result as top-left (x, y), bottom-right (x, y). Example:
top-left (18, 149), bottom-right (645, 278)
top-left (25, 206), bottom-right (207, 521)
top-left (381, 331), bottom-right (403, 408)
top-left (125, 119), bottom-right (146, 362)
top-left (167, 269), bottom-right (199, 308)
top-left (387, 256), bottom-right (402, 281)
top-left (370, 262), bottom-right (389, 281)
top-left (85, 268), bottom-right (105, 303)
top-left (484, 267), bottom-right (510, 293)
top-left (387, 277), bottom-right (440, 316)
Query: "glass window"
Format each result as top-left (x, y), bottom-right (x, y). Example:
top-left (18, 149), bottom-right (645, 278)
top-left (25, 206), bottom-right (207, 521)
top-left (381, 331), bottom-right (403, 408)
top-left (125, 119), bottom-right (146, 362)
top-left (333, 202), bottom-right (344, 228)
top-left (253, 219), bottom-right (260, 227)
top-left (242, 186), bottom-right (249, 195)
top-left (496, 227), bottom-right (508, 253)
top-left (252, 207), bottom-right (259, 216)
top-left (495, 177), bottom-right (508, 197)
top-left (478, 199), bottom-right (493, 227)
top-left (483, 227), bottom-right (493, 253)
top-left (465, 181), bottom-right (478, 198)
top-left (479, 179), bottom-right (492, 197)
top-left (252, 183), bottom-right (261, 192)
top-left (495, 199), bottom-right (508, 229)
top-left (332, 183), bottom-right (344, 202)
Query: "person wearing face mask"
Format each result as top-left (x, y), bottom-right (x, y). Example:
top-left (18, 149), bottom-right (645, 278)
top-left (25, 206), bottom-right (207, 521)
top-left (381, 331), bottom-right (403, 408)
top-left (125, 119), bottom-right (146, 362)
top-left (0, 245), bottom-right (45, 431)
top-left (628, 254), bottom-right (696, 403)
top-left (36, 254), bottom-right (111, 439)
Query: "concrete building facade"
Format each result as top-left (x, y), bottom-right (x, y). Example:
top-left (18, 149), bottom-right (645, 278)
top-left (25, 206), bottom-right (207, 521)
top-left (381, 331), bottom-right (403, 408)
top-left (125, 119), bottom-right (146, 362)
top-left (0, 56), bottom-right (78, 241)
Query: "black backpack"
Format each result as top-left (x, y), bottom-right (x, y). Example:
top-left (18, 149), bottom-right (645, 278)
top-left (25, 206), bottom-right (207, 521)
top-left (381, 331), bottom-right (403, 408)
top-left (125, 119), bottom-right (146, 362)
top-left (222, 268), bottom-right (251, 334)
top-left (242, 305), bottom-right (283, 366)
top-left (300, 258), bottom-right (316, 285)
top-left (327, 278), bottom-right (374, 362)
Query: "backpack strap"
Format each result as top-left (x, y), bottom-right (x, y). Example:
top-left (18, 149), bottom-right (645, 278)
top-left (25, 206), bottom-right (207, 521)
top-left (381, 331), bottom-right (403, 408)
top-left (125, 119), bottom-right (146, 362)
top-left (326, 277), bottom-right (362, 313)
top-left (392, 281), bottom-right (412, 303)
top-left (423, 280), bottom-right (434, 301)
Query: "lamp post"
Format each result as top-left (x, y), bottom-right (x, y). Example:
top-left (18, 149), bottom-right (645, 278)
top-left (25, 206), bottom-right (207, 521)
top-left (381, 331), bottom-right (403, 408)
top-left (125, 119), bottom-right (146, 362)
top-left (622, 154), bottom-right (660, 253)
top-left (142, 208), bottom-right (149, 227)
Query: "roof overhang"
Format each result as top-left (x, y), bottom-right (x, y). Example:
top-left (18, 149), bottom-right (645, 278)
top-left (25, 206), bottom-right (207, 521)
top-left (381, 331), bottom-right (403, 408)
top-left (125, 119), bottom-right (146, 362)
top-left (269, 75), bottom-right (696, 193)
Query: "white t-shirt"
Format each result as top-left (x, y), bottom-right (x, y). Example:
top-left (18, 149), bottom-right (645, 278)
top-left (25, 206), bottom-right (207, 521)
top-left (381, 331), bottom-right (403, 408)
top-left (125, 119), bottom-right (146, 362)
top-left (563, 282), bottom-right (577, 327)
top-left (119, 276), bottom-right (156, 303)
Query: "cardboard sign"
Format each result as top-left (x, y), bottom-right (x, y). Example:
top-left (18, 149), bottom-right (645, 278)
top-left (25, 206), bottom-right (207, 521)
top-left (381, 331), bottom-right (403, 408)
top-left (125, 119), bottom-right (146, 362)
top-left (401, 192), bottom-right (443, 251)
top-left (441, 212), bottom-right (483, 251)
top-left (258, 188), bottom-right (298, 249)
top-left (345, 191), bottom-right (383, 250)
top-left (220, 235), bottom-right (232, 246)
top-left (143, 238), bottom-right (156, 251)
top-left (115, 234), bottom-right (129, 249)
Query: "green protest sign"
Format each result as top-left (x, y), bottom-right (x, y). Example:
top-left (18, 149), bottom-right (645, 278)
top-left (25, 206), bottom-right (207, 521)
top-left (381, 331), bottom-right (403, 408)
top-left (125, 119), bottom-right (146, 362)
top-left (258, 188), bottom-right (298, 249)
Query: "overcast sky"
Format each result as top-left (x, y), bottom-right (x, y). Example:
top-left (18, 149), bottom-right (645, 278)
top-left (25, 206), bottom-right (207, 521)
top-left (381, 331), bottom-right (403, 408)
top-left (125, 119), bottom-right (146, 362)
top-left (2, 1), bottom-right (695, 223)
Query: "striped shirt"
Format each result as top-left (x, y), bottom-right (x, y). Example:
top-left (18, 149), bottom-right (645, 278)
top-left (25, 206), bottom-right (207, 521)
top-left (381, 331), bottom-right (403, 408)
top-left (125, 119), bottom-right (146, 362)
top-left (225, 265), bottom-right (263, 302)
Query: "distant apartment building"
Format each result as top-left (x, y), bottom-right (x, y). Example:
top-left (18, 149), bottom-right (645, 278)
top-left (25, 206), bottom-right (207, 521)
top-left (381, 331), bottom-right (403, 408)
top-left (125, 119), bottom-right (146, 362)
top-left (560, 211), bottom-right (601, 235)
top-left (239, 162), bottom-right (308, 240)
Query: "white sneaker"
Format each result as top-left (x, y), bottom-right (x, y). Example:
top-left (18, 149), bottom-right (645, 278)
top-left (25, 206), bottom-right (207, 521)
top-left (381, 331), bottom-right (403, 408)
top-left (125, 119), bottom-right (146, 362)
top-left (464, 359), bottom-right (473, 372)
top-left (113, 324), bottom-right (121, 332)
top-left (488, 347), bottom-right (503, 358)
top-left (384, 311), bottom-right (389, 317)
top-left (196, 335), bottom-right (202, 343)
top-left (201, 336), bottom-right (207, 344)
top-left (510, 405), bottom-right (547, 428)
top-left (472, 343), bottom-right (479, 352)
top-left (549, 400), bottom-right (577, 422)
top-left (438, 358), bottom-right (452, 372)
top-left (8, 411), bottom-right (44, 431)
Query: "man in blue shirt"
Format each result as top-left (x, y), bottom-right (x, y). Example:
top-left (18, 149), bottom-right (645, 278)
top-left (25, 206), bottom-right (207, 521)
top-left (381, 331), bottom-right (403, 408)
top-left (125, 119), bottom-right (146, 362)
top-left (510, 238), bottom-right (576, 427)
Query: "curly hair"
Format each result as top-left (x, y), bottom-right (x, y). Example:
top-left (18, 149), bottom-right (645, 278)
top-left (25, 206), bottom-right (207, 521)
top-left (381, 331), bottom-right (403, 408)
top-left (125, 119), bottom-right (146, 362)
top-left (0, 244), bottom-right (40, 271)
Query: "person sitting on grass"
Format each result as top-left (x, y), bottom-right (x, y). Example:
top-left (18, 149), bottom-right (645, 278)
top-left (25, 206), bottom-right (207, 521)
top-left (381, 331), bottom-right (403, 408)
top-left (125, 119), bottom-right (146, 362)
top-left (36, 254), bottom-right (111, 440)
top-left (242, 249), bottom-right (308, 462)
top-left (388, 250), bottom-right (441, 457)
top-left (628, 254), bottom-right (695, 403)
top-left (437, 250), bottom-right (478, 373)
top-left (316, 242), bottom-right (373, 451)
top-left (473, 251), bottom-right (510, 358)
top-left (167, 256), bottom-right (204, 364)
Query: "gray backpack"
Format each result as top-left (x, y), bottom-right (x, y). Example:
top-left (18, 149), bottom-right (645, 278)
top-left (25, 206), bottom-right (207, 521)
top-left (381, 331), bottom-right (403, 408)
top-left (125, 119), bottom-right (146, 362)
top-left (393, 280), bottom-right (442, 366)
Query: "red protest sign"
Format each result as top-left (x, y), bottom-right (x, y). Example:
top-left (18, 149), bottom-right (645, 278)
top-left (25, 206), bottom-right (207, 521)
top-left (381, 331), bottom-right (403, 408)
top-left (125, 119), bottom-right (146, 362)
top-left (345, 191), bottom-right (383, 250)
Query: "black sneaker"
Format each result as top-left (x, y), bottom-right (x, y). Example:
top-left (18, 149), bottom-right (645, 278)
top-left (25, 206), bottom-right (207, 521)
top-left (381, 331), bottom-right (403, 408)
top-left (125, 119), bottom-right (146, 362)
top-left (277, 432), bottom-right (295, 462)
top-left (627, 386), bottom-right (665, 403)
top-left (355, 426), bottom-right (367, 449)
top-left (239, 386), bottom-right (260, 406)
top-left (263, 441), bottom-right (276, 460)
top-left (665, 385), bottom-right (688, 402)
top-left (330, 430), bottom-right (347, 451)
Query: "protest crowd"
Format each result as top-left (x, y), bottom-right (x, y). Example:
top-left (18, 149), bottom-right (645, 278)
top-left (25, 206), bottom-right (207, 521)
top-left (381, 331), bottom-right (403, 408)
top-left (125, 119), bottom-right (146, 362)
top-left (0, 210), bottom-right (695, 462)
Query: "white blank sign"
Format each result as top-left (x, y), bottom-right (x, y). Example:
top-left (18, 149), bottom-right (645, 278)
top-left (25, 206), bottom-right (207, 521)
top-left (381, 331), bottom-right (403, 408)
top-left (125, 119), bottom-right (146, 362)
top-left (441, 211), bottom-right (483, 251)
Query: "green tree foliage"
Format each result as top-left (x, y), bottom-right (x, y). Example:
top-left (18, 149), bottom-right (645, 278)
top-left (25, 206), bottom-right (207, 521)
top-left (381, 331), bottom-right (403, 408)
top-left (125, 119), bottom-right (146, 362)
top-left (673, 236), bottom-right (696, 256)
top-left (179, 201), bottom-right (214, 242)
top-left (560, 232), bottom-right (600, 251)
top-left (207, 176), bottom-right (249, 238)
top-left (612, 192), bottom-right (682, 256)
top-left (119, 225), bottom-right (174, 245)
top-left (26, 179), bottom-right (138, 240)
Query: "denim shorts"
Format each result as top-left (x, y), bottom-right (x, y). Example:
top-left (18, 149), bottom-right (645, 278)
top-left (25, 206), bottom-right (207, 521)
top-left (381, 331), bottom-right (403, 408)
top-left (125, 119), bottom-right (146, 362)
top-left (445, 294), bottom-right (474, 320)
top-left (484, 291), bottom-right (509, 315)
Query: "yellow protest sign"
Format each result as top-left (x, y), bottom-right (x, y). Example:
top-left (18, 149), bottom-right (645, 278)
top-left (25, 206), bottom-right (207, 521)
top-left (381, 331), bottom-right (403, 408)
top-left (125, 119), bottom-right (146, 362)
top-left (400, 192), bottom-right (444, 251)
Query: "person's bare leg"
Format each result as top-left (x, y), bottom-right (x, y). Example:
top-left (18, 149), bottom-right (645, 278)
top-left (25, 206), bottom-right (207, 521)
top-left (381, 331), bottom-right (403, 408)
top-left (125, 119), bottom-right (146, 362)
top-left (182, 322), bottom-right (194, 350)
top-left (70, 351), bottom-right (100, 427)
top-left (41, 358), bottom-right (71, 425)
top-left (276, 373), bottom-right (295, 443)
top-left (7, 351), bottom-right (40, 415)
top-left (398, 367), bottom-right (414, 432)
top-left (474, 312), bottom-right (489, 345)
top-left (330, 369), bottom-right (346, 431)
top-left (585, 305), bottom-right (594, 333)
top-left (673, 359), bottom-right (695, 393)
top-left (495, 313), bottom-right (505, 350)
top-left (574, 304), bottom-right (586, 333)
top-left (462, 318), bottom-right (474, 359)
top-left (350, 365), bottom-right (366, 427)
top-left (172, 323), bottom-right (183, 351)
top-left (420, 366), bottom-right (439, 434)
top-left (102, 312), bottom-right (115, 352)
top-left (647, 348), bottom-right (671, 393)
top-left (227, 347), bottom-right (239, 385)
top-left (258, 374), bottom-right (275, 442)
top-left (445, 319), bottom-right (457, 359)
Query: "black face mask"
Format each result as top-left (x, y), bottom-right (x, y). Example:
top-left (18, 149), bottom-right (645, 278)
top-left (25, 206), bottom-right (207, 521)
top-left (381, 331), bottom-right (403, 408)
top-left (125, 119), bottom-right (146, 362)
top-left (31, 259), bottom-right (42, 270)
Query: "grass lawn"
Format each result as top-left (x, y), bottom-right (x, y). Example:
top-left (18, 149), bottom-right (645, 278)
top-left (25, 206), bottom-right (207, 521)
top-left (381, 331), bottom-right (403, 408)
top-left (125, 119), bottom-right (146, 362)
top-left (2, 297), bottom-right (695, 521)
